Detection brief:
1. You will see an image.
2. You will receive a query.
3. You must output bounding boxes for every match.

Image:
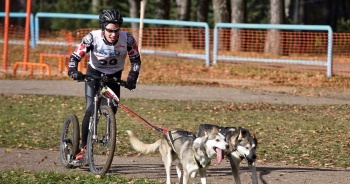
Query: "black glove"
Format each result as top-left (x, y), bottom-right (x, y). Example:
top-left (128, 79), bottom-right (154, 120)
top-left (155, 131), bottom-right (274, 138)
top-left (69, 70), bottom-right (84, 80)
top-left (125, 72), bottom-right (138, 90)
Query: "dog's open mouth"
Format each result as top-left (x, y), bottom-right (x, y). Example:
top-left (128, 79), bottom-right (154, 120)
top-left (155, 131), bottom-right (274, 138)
top-left (214, 147), bottom-right (224, 164)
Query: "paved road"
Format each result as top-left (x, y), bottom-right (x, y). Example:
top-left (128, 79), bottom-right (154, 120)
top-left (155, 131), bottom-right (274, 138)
top-left (1, 79), bottom-right (349, 105)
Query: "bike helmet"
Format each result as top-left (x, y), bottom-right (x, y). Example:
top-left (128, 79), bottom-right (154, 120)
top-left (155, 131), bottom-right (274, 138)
top-left (99, 9), bottom-right (123, 30)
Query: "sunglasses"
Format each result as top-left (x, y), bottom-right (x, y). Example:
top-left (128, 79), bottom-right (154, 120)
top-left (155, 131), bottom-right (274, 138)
top-left (105, 27), bottom-right (120, 33)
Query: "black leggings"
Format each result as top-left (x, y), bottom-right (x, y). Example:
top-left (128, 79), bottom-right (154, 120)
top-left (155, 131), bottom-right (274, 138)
top-left (81, 66), bottom-right (121, 147)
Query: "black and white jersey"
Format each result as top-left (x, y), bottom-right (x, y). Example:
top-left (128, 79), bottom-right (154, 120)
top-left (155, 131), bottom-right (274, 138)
top-left (69, 30), bottom-right (141, 75)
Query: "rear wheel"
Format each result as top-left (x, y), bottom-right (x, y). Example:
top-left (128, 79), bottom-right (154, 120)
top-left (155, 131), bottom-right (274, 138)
top-left (87, 105), bottom-right (116, 175)
top-left (60, 114), bottom-right (80, 168)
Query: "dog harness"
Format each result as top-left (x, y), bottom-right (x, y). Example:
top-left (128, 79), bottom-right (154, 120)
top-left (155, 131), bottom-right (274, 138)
top-left (166, 130), bottom-right (196, 154)
top-left (166, 130), bottom-right (208, 168)
top-left (193, 155), bottom-right (209, 169)
top-left (166, 130), bottom-right (178, 153)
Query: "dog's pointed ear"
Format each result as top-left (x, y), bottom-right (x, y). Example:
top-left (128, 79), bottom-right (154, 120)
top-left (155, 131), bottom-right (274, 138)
top-left (238, 128), bottom-right (244, 141)
top-left (249, 130), bottom-right (258, 146)
top-left (204, 130), bottom-right (209, 137)
top-left (198, 131), bottom-right (209, 146)
top-left (193, 138), bottom-right (200, 149)
top-left (193, 137), bottom-right (205, 150)
top-left (249, 130), bottom-right (255, 138)
top-left (203, 131), bottom-right (209, 142)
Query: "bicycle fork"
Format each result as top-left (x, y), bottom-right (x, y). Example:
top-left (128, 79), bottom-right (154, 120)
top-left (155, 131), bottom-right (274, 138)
top-left (89, 96), bottom-right (113, 142)
top-left (89, 95), bottom-right (100, 140)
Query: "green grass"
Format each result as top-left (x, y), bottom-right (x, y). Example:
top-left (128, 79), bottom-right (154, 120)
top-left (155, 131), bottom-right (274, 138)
top-left (0, 169), bottom-right (161, 184)
top-left (1, 94), bottom-right (349, 168)
top-left (0, 94), bottom-right (350, 182)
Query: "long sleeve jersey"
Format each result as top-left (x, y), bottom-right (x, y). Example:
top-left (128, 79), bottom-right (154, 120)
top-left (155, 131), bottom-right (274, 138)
top-left (68, 30), bottom-right (141, 75)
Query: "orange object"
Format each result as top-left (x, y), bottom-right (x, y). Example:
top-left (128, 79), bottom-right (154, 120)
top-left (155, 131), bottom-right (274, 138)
top-left (23, 0), bottom-right (32, 70)
top-left (39, 53), bottom-right (70, 73)
top-left (39, 53), bottom-right (86, 73)
top-left (2, 0), bottom-right (10, 70)
top-left (13, 62), bottom-right (51, 76)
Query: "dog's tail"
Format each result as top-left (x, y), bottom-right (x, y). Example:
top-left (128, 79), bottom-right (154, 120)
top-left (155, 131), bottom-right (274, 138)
top-left (126, 130), bottom-right (161, 154)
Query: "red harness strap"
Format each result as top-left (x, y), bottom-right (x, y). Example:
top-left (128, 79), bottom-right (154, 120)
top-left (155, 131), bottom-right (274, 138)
top-left (103, 89), bottom-right (169, 134)
top-left (118, 102), bottom-right (169, 134)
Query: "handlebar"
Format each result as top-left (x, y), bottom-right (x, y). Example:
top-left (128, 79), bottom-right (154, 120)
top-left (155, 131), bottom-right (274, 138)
top-left (78, 74), bottom-right (126, 87)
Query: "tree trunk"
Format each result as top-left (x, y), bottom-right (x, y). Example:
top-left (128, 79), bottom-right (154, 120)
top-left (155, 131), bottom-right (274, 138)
top-left (11, 0), bottom-right (26, 26)
top-left (128, 0), bottom-right (140, 39)
top-left (128, 0), bottom-right (140, 19)
top-left (194, 0), bottom-right (209, 50)
top-left (264, 0), bottom-right (284, 55)
top-left (284, 0), bottom-right (291, 18)
top-left (176, 0), bottom-right (191, 21)
top-left (197, 0), bottom-right (209, 22)
top-left (291, 0), bottom-right (304, 24)
top-left (213, 0), bottom-right (230, 50)
top-left (212, 0), bottom-right (230, 24)
top-left (91, 0), bottom-right (100, 14)
top-left (231, 0), bottom-right (246, 52)
top-left (156, 0), bottom-right (170, 20)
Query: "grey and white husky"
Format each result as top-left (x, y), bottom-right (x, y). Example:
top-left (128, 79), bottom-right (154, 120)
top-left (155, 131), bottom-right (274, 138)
top-left (126, 129), bottom-right (228, 184)
top-left (197, 124), bottom-right (258, 184)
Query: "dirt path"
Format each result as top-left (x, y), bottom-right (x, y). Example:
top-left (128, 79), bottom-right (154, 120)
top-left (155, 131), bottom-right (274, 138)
top-left (1, 80), bottom-right (350, 183)
top-left (1, 148), bottom-right (349, 184)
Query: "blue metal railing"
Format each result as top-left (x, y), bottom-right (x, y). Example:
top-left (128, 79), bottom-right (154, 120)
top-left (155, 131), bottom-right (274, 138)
top-left (213, 23), bottom-right (333, 77)
top-left (0, 12), bottom-right (35, 48)
top-left (34, 12), bottom-right (210, 66)
top-left (2, 12), bottom-right (334, 74)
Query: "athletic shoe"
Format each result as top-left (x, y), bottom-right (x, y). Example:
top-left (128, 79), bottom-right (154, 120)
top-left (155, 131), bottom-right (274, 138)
top-left (75, 147), bottom-right (86, 160)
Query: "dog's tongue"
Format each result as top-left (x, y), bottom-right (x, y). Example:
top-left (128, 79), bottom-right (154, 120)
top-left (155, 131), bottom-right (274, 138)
top-left (216, 148), bottom-right (223, 164)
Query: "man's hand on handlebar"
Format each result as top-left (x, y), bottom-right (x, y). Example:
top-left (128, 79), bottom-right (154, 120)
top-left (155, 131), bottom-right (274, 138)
top-left (82, 75), bottom-right (128, 89)
top-left (69, 71), bottom-right (84, 81)
top-left (125, 72), bottom-right (137, 90)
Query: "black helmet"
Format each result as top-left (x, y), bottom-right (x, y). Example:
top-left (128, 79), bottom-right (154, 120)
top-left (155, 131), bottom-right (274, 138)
top-left (99, 9), bottom-right (123, 30)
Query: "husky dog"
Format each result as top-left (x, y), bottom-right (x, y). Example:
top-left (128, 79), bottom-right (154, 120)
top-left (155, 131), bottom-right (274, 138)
top-left (197, 124), bottom-right (258, 184)
top-left (126, 129), bottom-right (228, 184)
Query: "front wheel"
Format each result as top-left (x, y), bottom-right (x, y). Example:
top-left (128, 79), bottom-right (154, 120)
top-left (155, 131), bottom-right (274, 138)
top-left (60, 114), bottom-right (80, 168)
top-left (87, 105), bottom-right (116, 175)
